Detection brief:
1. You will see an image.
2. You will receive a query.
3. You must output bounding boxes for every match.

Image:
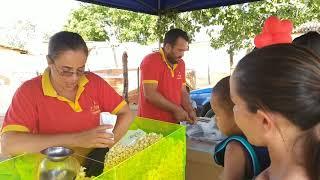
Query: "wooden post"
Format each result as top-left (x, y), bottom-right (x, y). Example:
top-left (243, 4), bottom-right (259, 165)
top-left (137, 67), bottom-right (140, 95)
top-left (122, 51), bottom-right (128, 103)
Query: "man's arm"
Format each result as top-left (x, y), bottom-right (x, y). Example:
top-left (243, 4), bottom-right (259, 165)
top-left (143, 83), bottom-right (188, 121)
top-left (181, 86), bottom-right (197, 122)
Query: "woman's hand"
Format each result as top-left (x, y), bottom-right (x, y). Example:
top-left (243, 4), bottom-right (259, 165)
top-left (73, 125), bottom-right (115, 148)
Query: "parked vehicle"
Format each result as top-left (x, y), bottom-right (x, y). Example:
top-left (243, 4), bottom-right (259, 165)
top-left (189, 87), bottom-right (214, 118)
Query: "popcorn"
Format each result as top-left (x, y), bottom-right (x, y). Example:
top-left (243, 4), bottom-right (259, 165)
top-left (104, 132), bottom-right (163, 170)
top-left (75, 131), bottom-right (164, 178)
top-left (75, 167), bottom-right (94, 180)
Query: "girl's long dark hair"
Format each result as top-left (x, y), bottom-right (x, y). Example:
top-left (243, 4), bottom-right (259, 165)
top-left (233, 44), bottom-right (320, 179)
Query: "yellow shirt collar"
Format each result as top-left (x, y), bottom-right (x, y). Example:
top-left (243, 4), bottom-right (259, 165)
top-left (41, 68), bottom-right (88, 112)
top-left (159, 48), bottom-right (178, 77)
top-left (41, 68), bottom-right (88, 97)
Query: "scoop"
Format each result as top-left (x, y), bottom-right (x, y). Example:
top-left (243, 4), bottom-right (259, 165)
top-left (41, 146), bottom-right (74, 162)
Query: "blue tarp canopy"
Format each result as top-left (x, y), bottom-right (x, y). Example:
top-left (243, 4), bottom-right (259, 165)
top-left (77, 0), bottom-right (260, 15)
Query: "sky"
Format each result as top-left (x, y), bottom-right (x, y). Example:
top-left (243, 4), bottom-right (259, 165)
top-left (0, 0), bottom-right (81, 33)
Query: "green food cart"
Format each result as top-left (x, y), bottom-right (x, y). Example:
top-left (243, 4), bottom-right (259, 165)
top-left (0, 117), bottom-right (186, 180)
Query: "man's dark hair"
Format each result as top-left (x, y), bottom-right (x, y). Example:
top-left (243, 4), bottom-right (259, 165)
top-left (163, 28), bottom-right (189, 46)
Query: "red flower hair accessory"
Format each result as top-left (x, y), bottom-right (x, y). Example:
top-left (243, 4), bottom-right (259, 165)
top-left (254, 16), bottom-right (293, 48)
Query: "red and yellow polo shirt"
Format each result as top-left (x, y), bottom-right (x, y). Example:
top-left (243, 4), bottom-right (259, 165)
top-left (2, 69), bottom-right (126, 134)
top-left (138, 48), bottom-right (186, 123)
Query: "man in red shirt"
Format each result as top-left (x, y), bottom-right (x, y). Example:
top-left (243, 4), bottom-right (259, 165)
top-left (138, 29), bottom-right (196, 123)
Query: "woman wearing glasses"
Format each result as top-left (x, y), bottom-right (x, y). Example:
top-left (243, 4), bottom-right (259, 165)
top-left (1, 31), bottom-right (133, 169)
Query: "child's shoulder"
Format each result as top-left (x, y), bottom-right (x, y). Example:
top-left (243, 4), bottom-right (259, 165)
top-left (215, 135), bottom-right (249, 153)
top-left (214, 135), bottom-right (270, 178)
top-left (225, 140), bottom-right (246, 151)
top-left (224, 140), bottom-right (249, 163)
top-left (214, 135), bottom-right (250, 165)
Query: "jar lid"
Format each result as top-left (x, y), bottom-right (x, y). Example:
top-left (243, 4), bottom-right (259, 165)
top-left (41, 146), bottom-right (74, 161)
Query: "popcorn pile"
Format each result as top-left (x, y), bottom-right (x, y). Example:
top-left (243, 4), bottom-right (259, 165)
top-left (104, 132), bottom-right (163, 170)
top-left (75, 130), bottom-right (164, 178)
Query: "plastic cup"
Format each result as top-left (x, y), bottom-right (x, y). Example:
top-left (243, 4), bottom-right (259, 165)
top-left (100, 112), bottom-right (117, 136)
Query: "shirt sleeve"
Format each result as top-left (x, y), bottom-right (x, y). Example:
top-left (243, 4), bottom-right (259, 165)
top-left (140, 55), bottom-right (161, 84)
top-left (2, 83), bottom-right (37, 133)
top-left (96, 76), bottom-right (126, 115)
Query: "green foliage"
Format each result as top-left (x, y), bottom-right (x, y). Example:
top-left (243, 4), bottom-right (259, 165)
top-left (105, 9), bottom-right (158, 44)
top-left (64, 5), bottom-right (110, 41)
top-left (65, 5), bottom-right (201, 44)
top-left (65, 1), bottom-right (320, 51)
top-left (192, 0), bottom-right (320, 53)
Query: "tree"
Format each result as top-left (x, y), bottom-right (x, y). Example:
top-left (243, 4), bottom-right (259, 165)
top-left (191, 0), bottom-right (320, 67)
top-left (65, 1), bottom-right (320, 70)
top-left (64, 5), bottom-right (110, 41)
top-left (64, 5), bottom-right (201, 44)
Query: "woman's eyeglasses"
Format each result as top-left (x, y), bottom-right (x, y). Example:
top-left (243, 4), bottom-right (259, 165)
top-left (48, 55), bottom-right (86, 77)
top-left (53, 63), bottom-right (85, 77)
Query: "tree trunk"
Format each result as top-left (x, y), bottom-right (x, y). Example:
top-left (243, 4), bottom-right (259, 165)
top-left (122, 51), bottom-right (128, 103)
top-left (112, 45), bottom-right (118, 68)
top-left (229, 50), bottom-right (234, 73)
top-left (137, 67), bottom-right (140, 95)
top-left (207, 64), bottom-right (211, 85)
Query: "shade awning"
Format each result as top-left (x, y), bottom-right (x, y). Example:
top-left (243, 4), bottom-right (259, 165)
top-left (77, 0), bottom-right (260, 15)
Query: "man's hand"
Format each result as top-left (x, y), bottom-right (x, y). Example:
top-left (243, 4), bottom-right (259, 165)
top-left (187, 110), bottom-right (197, 124)
top-left (73, 125), bottom-right (115, 148)
top-left (172, 106), bottom-right (189, 122)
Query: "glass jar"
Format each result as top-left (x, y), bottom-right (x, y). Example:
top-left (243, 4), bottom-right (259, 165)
top-left (38, 147), bottom-right (80, 180)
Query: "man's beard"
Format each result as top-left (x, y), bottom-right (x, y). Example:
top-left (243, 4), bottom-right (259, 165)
top-left (167, 54), bottom-right (179, 64)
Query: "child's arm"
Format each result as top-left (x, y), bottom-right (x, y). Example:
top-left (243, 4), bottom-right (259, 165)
top-left (223, 141), bottom-right (249, 180)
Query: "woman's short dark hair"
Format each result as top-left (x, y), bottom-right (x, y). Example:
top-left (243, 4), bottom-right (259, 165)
top-left (293, 31), bottom-right (320, 57)
top-left (48, 31), bottom-right (88, 60)
top-left (233, 44), bottom-right (320, 179)
top-left (163, 29), bottom-right (189, 47)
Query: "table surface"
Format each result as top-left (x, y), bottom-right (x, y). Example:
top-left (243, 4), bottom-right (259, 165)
top-left (187, 138), bottom-right (219, 154)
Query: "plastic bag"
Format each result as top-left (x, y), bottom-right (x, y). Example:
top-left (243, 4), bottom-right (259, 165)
top-left (118, 129), bottom-right (147, 147)
top-left (182, 117), bottom-right (225, 143)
